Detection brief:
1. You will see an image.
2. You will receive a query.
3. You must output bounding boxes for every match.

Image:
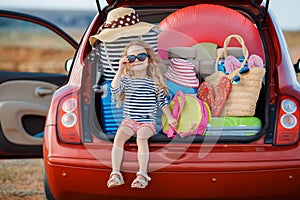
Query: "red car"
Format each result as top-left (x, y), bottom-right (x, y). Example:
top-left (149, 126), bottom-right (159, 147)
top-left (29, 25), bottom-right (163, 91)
top-left (2, 0), bottom-right (300, 199)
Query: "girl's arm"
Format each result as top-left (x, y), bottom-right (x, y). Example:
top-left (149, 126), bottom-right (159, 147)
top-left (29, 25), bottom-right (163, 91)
top-left (111, 56), bottom-right (128, 89)
top-left (162, 105), bottom-right (178, 128)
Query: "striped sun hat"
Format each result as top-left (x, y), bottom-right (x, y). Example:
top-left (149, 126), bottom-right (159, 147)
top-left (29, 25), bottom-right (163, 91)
top-left (166, 58), bottom-right (199, 88)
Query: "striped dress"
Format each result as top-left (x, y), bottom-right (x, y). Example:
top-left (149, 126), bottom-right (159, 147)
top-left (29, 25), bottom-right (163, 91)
top-left (110, 76), bottom-right (168, 123)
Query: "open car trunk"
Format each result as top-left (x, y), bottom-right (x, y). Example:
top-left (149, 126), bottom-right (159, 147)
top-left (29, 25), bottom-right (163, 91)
top-left (91, 2), bottom-right (268, 143)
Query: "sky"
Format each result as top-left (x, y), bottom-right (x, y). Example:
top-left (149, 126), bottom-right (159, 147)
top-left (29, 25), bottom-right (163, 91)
top-left (268, 0), bottom-right (300, 31)
top-left (0, 0), bottom-right (299, 31)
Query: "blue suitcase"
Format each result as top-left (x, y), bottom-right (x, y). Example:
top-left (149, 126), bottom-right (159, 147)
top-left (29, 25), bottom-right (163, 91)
top-left (166, 79), bottom-right (197, 100)
top-left (100, 81), bottom-right (123, 134)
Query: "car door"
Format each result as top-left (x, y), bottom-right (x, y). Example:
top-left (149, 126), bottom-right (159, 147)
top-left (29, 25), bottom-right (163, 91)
top-left (0, 10), bottom-right (78, 158)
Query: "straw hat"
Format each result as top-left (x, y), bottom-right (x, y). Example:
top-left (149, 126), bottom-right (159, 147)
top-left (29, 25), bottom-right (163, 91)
top-left (89, 7), bottom-right (155, 45)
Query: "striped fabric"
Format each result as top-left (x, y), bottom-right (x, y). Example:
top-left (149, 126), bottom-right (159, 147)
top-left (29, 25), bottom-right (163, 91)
top-left (166, 58), bottom-right (199, 88)
top-left (110, 76), bottom-right (168, 123)
top-left (98, 28), bottom-right (160, 80)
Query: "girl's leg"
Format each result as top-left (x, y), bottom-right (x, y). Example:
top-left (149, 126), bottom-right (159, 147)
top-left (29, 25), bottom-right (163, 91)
top-left (132, 126), bottom-right (154, 188)
top-left (112, 125), bottom-right (135, 171)
top-left (136, 128), bottom-right (153, 173)
top-left (108, 125), bottom-right (135, 188)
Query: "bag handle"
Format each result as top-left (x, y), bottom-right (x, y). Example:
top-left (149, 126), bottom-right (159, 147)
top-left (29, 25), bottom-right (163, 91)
top-left (223, 34), bottom-right (248, 59)
top-left (165, 91), bottom-right (186, 138)
top-left (172, 91), bottom-right (186, 120)
top-left (215, 34), bottom-right (249, 73)
top-left (103, 42), bottom-right (117, 74)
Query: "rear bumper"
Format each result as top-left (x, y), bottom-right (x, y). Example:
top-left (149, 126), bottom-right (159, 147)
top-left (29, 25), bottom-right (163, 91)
top-left (44, 124), bottom-right (300, 199)
top-left (44, 155), bottom-right (300, 200)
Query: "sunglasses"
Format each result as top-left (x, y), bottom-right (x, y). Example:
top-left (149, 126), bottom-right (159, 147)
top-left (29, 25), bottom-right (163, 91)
top-left (127, 53), bottom-right (149, 63)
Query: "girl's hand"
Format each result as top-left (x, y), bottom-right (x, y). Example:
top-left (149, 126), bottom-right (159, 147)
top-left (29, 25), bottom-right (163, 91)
top-left (162, 105), bottom-right (178, 128)
top-left (112, 56), bottom-right (128, 88)
top-left (168, 116), bottom-right (178, 128)
top-left (118, 56), bottom-right (129, 71)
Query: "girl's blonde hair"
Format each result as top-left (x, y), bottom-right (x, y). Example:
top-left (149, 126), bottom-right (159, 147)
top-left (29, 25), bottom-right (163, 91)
top-left (116, 40), bottom-right (168, 107)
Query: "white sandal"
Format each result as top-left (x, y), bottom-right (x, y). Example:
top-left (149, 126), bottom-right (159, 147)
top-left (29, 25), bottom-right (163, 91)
top-left (131, 172), bottom-right (151, 189)
top-left (107, 171), bottom-right (124, 188)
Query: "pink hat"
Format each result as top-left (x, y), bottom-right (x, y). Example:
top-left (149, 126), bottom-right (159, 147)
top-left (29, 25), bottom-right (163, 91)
top-left (166, 58), bottom-right (199, 88)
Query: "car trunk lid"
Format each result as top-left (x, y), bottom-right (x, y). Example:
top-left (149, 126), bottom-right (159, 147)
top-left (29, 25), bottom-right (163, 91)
top-left (105, 0), bottom-right (264, 7)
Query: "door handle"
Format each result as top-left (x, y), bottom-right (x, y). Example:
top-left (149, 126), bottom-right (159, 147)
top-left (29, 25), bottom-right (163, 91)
top-left (35, 86), bottom-right (53, 97)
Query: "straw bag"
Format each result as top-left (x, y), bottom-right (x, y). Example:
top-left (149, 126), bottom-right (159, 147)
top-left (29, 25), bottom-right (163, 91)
top-left (204, 34), bottom-right (265, 117)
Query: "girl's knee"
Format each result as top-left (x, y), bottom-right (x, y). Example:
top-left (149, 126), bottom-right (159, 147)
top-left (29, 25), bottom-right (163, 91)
top-left (136, 127), bottom-right (155, 139)
top-left (115, 126), bottom-right (135, 140)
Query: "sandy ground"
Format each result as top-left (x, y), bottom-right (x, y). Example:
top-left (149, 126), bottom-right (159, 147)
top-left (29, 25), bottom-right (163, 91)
top-left (0, 31), bottom-right (300, 199)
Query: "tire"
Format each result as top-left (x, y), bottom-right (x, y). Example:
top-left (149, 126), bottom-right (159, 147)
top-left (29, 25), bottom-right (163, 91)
top-left (44, 171), bottom-right (56, 200)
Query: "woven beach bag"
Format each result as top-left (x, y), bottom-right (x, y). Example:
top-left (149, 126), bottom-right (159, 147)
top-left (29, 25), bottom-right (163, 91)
top-left (205, 34), bottom-right (266, 116)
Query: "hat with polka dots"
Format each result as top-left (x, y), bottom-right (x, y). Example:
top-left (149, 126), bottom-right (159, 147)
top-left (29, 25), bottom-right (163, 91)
top-left (89, 7), bottom-right (155, 44)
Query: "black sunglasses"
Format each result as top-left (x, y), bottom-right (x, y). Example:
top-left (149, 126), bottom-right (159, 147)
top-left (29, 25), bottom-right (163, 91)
top-left (127, 53), bottom-right (149, 63)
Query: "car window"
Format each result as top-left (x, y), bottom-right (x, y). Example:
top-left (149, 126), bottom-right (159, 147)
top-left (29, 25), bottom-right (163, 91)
top-left (0, 17), bottom-right (75, 74)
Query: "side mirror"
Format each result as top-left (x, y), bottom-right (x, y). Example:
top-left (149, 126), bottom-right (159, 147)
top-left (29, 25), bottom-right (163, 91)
top-left (294, 59), bottom-right (300, 73)
top-left (294, 59), bottom-right (300, 83)
top-left (65, 58), bottom-right (73, 72)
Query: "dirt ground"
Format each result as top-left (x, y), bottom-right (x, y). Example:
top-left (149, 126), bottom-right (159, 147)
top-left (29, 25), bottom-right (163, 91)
top-left (0, 31), bottom-right (300, 199)
top-left (0, 159), bottom-right (44, 200)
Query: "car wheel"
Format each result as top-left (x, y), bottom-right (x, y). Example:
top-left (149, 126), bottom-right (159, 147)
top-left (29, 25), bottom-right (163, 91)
top-left (44, 171), bottom-right (56, 200)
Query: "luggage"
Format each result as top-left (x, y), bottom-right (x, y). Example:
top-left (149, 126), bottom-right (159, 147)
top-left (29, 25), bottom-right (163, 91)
top-left (205, 116), bottom-right (262, 136)
top-left (100, 81), bottom-right (262, 137)
top-left (166, 79), bottom-right (197, 99)
top-left (100, 81), bottom-right (123, 134)
top-left (204, 34), bottom-right (265, 117)
top-left (162, 91), bottom-right (210, 138)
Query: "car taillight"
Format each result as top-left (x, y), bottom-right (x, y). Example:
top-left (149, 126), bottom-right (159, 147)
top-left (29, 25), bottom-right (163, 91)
top-left (274, 96), bottom-right (299, 145)
top-left (57, 94), bottom-right (82, 144)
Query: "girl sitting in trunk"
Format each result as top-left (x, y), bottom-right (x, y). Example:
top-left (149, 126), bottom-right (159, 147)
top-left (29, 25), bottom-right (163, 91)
top-left (107, 40), bottom-right (177, 189)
